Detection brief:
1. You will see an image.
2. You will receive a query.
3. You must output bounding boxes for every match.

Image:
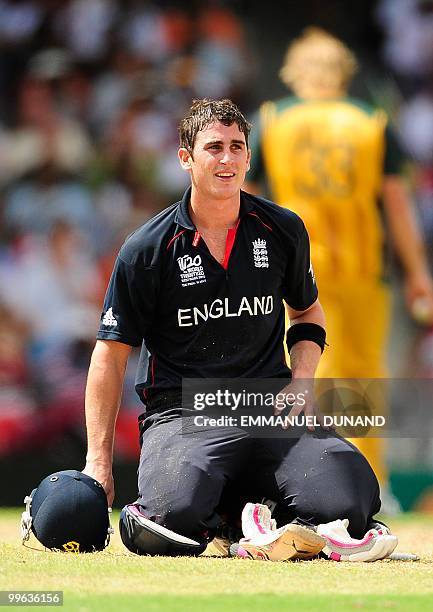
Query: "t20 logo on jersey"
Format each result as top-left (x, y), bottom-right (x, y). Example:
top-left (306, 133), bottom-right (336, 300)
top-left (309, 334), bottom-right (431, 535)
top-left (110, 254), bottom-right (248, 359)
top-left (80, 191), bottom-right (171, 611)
top-left (177, 254), bottom-right (206, 287)
top-left (177, 254), bottom-right (201, 272)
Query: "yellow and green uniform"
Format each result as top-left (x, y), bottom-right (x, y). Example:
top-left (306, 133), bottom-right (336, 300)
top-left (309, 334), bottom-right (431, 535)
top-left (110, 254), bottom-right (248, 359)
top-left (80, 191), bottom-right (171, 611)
top-left (249, 96), bottom-right (404, 483)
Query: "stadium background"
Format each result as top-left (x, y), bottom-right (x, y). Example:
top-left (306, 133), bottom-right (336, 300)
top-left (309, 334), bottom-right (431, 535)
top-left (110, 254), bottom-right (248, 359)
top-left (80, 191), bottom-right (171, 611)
top-left (1, 0), bottom-right (433, 510)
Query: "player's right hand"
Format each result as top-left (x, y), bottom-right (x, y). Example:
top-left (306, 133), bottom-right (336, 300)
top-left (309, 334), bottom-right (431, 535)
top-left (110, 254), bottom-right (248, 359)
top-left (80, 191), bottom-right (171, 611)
top-left (404, 270), bottom-right (433, 325)
top-left (82, 463), bottom-right (115, 507)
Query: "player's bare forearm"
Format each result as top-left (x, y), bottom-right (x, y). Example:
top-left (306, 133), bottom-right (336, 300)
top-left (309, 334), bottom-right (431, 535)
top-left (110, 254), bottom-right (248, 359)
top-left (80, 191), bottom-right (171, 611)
top-left (276, 300), bottom-right (327, 431)
top-left (83, 339), bottom-right (131, 502)
top-left (286, 299), bottom-right (326, 379)
top-left (382, 176), bottom-right (429, 278)
top-left (382, 175), bottom-right (433, 318)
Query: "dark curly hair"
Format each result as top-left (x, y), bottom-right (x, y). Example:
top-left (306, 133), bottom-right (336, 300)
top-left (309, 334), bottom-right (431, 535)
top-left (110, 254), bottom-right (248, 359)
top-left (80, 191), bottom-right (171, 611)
top-left (178, 98), bottom-right (251, 154)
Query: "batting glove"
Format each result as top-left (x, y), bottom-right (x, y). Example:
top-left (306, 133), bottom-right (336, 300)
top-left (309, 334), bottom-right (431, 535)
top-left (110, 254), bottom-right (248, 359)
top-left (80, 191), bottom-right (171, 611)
top-left (230, 503), bottom-right (325, 561)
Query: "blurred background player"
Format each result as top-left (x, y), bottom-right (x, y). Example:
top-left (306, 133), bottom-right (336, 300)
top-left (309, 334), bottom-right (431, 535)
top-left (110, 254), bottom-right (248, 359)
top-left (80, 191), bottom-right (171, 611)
top-left (244, 27), bottom-right (433, 514)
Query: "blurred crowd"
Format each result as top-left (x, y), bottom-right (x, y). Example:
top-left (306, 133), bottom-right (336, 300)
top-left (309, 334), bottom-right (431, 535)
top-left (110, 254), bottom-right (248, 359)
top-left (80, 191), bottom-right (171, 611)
top-left (376, 0), bottom-right (433, 386)
top-left (0, 0), bottom-right (254, 458)
top-left (377, 0), bottom-right (433, 258)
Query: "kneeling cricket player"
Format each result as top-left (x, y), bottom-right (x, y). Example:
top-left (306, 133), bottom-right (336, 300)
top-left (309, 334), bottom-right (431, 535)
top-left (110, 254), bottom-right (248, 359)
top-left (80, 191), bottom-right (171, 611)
top-left (82, 98), bottom-right (397, 561)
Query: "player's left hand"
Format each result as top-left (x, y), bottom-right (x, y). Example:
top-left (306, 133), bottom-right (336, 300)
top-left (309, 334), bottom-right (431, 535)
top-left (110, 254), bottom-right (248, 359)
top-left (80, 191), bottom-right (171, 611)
top-left (274, 377), bottom-right (331, 431)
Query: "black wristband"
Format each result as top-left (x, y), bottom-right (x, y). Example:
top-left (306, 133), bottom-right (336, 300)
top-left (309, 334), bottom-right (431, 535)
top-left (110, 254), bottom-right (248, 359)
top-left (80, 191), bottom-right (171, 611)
top-left (286, 323), bottom-right (327, 353)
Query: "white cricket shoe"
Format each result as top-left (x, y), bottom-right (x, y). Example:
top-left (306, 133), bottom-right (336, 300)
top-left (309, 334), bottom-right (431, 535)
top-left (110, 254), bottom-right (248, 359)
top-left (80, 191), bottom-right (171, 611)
top-left (317, 518), bottom-right (398, 562)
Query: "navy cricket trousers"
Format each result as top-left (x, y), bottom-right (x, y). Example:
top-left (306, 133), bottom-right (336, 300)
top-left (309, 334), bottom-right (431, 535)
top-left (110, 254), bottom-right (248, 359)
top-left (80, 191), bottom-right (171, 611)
top-left (134, 409), bottom-right (381, 545)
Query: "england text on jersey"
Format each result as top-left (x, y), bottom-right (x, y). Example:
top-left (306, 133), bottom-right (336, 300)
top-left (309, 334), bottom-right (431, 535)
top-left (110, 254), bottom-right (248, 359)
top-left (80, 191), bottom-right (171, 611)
top-left (178, 295), bottom-right (274, 327)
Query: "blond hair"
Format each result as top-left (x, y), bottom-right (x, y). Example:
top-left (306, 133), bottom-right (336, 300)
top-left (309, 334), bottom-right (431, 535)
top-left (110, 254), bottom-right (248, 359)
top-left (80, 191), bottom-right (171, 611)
top-left (279, 28), bottom-right (358, 98)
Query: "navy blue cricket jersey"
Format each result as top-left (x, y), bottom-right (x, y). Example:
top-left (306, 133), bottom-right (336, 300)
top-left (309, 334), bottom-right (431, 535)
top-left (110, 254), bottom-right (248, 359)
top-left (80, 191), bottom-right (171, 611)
top-left (97, 187), bottom-right (318, 404)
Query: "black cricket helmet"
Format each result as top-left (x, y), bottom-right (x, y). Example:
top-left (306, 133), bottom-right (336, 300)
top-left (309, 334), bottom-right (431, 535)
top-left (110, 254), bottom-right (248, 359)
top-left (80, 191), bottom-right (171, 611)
top-left (21, 470), bottom-right (113, 552)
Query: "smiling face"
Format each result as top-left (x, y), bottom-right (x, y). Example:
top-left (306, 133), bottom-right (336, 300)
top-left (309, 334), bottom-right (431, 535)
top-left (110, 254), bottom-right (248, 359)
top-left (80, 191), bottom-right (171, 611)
top-left (178, 121), bottom-right (251, 203)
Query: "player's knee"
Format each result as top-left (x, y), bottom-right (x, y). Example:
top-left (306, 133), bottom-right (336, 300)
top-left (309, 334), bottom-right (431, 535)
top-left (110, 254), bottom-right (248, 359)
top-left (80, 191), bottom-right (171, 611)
top-left (119, 504), bottom-right (207, 556)
top-left (163, 500), bottom-right (207, 539)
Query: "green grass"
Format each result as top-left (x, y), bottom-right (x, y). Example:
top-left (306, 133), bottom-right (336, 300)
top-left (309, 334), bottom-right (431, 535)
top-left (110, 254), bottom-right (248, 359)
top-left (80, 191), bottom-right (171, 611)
top-left (1, 509), bottom-right (433, 611)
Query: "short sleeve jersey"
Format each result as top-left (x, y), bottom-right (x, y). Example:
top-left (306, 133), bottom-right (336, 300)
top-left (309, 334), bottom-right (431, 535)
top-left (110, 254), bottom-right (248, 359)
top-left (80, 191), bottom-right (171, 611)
top-left (97, 187), bottom-right (317, 403)
top-left (248, 96), bottom-right (406, 281)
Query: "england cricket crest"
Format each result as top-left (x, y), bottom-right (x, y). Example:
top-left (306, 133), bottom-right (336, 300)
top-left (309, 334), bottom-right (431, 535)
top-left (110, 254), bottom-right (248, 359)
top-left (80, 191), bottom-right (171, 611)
top-left (252, 238), bottom-right (269, 268)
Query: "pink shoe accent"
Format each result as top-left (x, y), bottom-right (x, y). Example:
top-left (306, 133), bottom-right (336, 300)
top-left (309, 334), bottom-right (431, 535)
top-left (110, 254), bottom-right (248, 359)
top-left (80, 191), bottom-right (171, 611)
top-left (330, 552), bottom-right (341, 561)
top-left (237, 546), bottom-right (250, 559)
top-left (324, 531), bottom-right (374, 549)
top-left (253, 505), bottom-right (267, 535)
